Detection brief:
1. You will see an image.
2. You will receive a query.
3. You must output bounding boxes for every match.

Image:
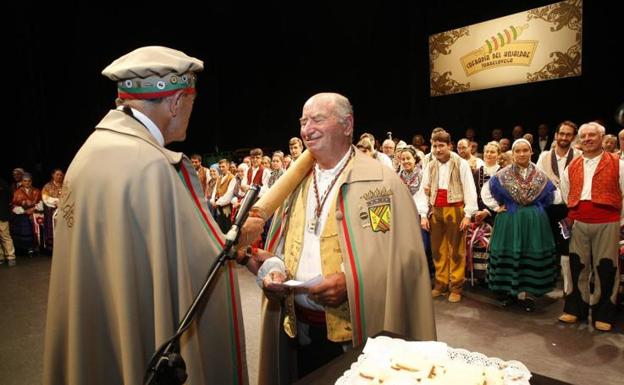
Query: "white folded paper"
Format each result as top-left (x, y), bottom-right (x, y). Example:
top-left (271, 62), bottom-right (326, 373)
top-left (283, 274), bottom-right (323, 289)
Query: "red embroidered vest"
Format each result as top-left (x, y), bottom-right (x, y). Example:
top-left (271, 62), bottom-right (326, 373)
top-left (246, 166), bottom-right (265, 186)
top-left (567, 152), bottom-right (621, 210)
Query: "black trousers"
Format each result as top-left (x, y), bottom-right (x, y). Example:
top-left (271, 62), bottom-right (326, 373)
top-left (292, 324), bottom-right (345, 379)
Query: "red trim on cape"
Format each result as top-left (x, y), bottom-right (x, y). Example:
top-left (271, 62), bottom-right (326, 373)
top-left (338, 192), bottom-right (363, 345)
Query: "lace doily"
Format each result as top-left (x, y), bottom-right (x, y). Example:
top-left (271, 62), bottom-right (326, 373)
top-left (335, 336), bottom-right (531, 385)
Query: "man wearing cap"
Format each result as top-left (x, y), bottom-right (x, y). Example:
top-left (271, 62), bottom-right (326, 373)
top-left (43, 46), bottom-right (256, 385)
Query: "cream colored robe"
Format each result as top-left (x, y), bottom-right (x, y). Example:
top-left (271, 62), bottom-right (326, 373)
top-left (258, 148), bottom-right (436, 385)
top-left (43, 110), bottom-right (247, 385)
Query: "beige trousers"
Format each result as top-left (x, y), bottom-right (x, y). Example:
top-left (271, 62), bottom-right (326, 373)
top-left (0, 220), bottom-right (16, 260)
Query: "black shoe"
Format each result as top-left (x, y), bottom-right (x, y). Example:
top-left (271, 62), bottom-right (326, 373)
top-left (522, 297), bottom-right (536, 312)
top-left (498, 294), bottom-right (515, 307)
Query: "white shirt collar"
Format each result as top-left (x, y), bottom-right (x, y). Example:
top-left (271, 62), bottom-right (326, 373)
top-left (554, 147), bottom-right (571, 160)
top-left (583, 151), bottom-right (603, 164)
top-left (117, 106), bottom-right (165, 146)
top-left (314, 148), bottom-right (352, 176)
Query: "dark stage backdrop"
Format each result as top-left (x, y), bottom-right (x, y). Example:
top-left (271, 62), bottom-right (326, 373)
top-left (4, 1), bottom-right (622, 185)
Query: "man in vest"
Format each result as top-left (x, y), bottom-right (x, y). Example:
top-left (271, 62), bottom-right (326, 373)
top-left (559, 122), bottom-right (623, 332)
top-left (190, 153), bottom-right (209, 195)
top-left (210, 158), bottom-right (236, 232)
top-left (257, 92), bottom-right (435, 384)
top-left (242, 148), bottom-right (270, 197)
top-left (417, 130), bottom-right (478, 303)
top-left (536, 121), bottom-right (581, 293)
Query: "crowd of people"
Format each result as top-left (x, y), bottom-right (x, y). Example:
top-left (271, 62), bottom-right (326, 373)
top-left (4, 45), bottom-right (620, 384)
top-left (0, 168), bottom-right (64, 266)
top-left (179, 112), bottom-right (624, 383)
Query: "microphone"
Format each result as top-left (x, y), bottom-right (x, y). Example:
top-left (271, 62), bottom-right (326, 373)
top-left (224, 184), bottom-right (260, 246)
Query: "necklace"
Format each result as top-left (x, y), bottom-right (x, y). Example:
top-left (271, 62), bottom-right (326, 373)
top-left (308, 148), bottom-right (354, 234)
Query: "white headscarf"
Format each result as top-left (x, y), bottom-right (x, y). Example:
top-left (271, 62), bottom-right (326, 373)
top-left (511, 138), bottom-right (532, 151)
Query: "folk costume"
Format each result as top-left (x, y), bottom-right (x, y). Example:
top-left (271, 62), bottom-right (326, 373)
top-left (416, 152), bottom-right (478, 296)
top-left (43, 46), bottom-right (248, 385)
top-left (11, 183), bottom-right (43, 254)
top-left (42, 179), bottom-right (63, 252)
top-left (560, 151), bottom-right (623, 328)
top-left (482, 163), bottom-right (558, 298)
top-left (257, 147), bottom-right (436, 384)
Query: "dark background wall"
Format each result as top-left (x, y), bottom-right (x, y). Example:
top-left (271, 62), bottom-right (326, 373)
top-left (3, 1), bottom-right (622, 184)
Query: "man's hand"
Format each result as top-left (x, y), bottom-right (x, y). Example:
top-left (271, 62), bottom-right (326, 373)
top-left (236, 247), bottom-right (274, 275)
top-left (262, 270), bottom-right (289, 301)
top-left (420, 217), bottom-right (430, 231)
top-left (308, 273), bottom-right (347, 307)
top-left (474, 210), bottom-right (489, 224)
top-left (238, 216), bottom-right (265, 249)
top-left (459, 216), bottom-right (471, 231)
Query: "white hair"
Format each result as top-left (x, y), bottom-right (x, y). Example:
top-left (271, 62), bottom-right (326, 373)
top-left (305, 92), bottom-right (353, 125)
top-left (382, 139), bottom-right (395, 147)
top-left (578, 122), bottom-right (606, 137)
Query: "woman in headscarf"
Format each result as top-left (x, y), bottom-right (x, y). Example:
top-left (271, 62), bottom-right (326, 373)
top-left (481, 139), bottom-right (560, 311)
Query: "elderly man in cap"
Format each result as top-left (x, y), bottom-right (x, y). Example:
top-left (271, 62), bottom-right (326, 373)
top-left (43, 46), bottom-right (258, 385)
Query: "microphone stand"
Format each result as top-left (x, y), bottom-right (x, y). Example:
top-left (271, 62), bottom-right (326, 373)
top-left (144, 185), bottom-right (261, 385)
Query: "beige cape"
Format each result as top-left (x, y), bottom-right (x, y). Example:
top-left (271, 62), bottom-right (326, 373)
top-left (43, 110), bottom-right (247, 385)
top-left (258, 148), bottom-right (436, 384)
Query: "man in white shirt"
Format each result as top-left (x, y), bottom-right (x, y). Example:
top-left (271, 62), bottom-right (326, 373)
top-left (242, 148), bottom-right (271, 197)
top-left (536, 121), bottom-right (581, 297)
top-left (417, 130), bottom-right (478, 303)
top-left (559, 122), bottom-right (623, 332)
top-left (360, 132), bottom-right (394, 169)
top-left (456, 138), bottom-right (484, 172)
top-left (210, 159), bottom-right (236, 232)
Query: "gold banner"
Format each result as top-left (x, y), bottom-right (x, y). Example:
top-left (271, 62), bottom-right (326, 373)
top-left (460, 40), bottom-right (538, 77)
top-left (429, 0), bottom-right (582, 96)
